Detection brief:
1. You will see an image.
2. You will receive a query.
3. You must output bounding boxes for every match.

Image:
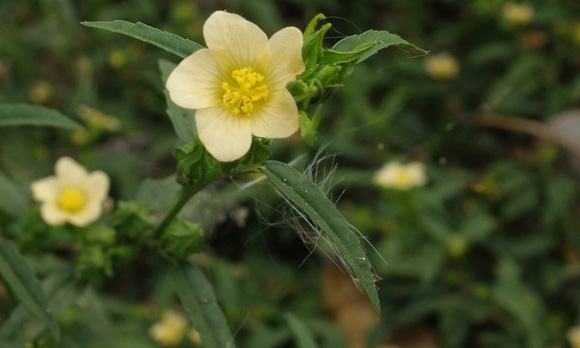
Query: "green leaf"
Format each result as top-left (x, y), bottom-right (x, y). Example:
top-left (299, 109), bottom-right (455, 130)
top-left (174, 139), bottom-right (221, 188)
top-left (0, 240), bottom-right (59, 339)
top-left (0, 171), bottom-right (27, 216)
top-left (285, 313), bottom-right (319, 348)
top-left (158, 59), bottom-right (196, 142)
top-left (330, 30), bottom-right (427, 64)
top-left (322, 41), bottom-right (378, 65)
top-left (0, 270), bottom-right (78, 347)
top-left (260, 161), bottom-right (380, 314)
top-left (170, 262), bottom-right (236, 348)
top-left (0, 104), bottom-right (81, 129)
top-left (82, 20), bottom-right (202, 58)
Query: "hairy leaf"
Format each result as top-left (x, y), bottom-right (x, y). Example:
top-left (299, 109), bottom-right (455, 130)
top-left (82, 20), bottom-right (202, 58)
top-left (330, 30), bottom-right (427, 64)
top-left (260, 161), bottom-right (380, 314)
top-left (171, 262), bottom-right (236, 348)
top-left (0, 104), bottom-right (81, 129)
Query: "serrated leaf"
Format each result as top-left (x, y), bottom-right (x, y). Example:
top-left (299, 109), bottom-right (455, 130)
top-left (285, 313), bottom-right (319, 348)
top-left (158, 59), bottom-right (196, 142)
top-left (260, 161), bottom-right (380, 314)
top-left (0, 240), bottom-right (59, 339)
top-left (170, 262), bottom-right (236, 348)
top-left (331, 30), bottom-right (427, 64)
top-left (0, 104), bottom-right (81, 129)
top-left (82, 20), bottom-right (202, 58)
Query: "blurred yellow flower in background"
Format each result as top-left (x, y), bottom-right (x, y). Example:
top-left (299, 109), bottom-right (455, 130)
top-left (424, 53), bottom-right (459, 80)
top-left (108, 51), bottom-right (127, 69)
top-left (30, 81), bottom-right (54, 104)
top-left (188, 327), bottom-right (202, 345)
top-left (167, 11), bottom-right (304, 162)
top-left (569, 327), bottom-right (580, 348)
top-left (31, 157), bottom-right (110, 227)
top-left (502, 2), bottom-right (534, 25)
top-left (150, 310), bottom-right (188, 347)
top-left (77, 105), bottom-right (121, 132)
top-left (373, 162), bottom-right (427, 190)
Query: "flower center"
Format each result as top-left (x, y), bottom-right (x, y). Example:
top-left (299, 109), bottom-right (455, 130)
top-left (222, 67), bottom-right (269, 116)
top-left (394, 170), bottom-right (412, 188)
top-left (57, 187), bottom-right (87, 213)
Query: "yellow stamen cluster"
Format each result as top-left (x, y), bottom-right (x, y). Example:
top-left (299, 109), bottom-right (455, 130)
top-left (57, 187), bottom-right (87, 213)
top-left (222, 67), bottom-right (269, 116)
top-left (394, 170), bottom-right (412, 188)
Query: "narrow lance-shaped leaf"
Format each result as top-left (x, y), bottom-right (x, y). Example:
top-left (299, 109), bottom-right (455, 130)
top-left (260, 160), bottom-right (380, 314)
top-left (285, 313), bottom-right (319, 348)
top-left (0, 171), bottom-right (27, 216)
top-left (0, 104), bottom-right (81, 129)
top-left (0, 240), bottom-right (59, 339)
top-left (329, 29), bottom-right (428, 64)
top-left (82, 20), bottom-right (203, 58)
top-left (158, 59), bottom-right (196, 142)
top-left (170, 262), bottom-right (236, 348)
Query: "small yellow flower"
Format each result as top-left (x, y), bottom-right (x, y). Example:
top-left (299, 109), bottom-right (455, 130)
top-left (150, 311), bottom-right (188, 347)
top-left (569, 327), bottom-right (580, 348)
top-left (167, 11), bottom-right (305, 162)
top-left (30, 81), bottom-right (54, 103)
top-left (424, 53), bottom-right (459, 80)
top-left (71, 129), bottom-right (90, 145)
top-left (31, 157), bottom-right (110, 227)
top-left (373, 162), bottom-right (427, 190)
top-left (502, 2), bottom-right (534, 25)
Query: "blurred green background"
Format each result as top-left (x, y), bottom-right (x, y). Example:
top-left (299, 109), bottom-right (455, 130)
top-left (1, 0), bottom-right (580, 347)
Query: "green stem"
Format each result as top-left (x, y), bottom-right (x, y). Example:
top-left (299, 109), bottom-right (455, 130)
top-left (152, 184), bottom-right (204, 238)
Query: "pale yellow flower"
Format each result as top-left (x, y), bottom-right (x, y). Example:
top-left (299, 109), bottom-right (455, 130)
top-left (425, 53), bottom-right (459, 80)
top-left (569, 327), bottom-right (580, 348)
top-left (502, 2), bottom-right (534, 24)
top-left (31, 157), bottom-right (110, 227)
top-left (167, 11), bottom-right (304, 162)
top-left (150, 311), bottom-right (188, 347)
top-left (373, 162), bottom-right (427, 190)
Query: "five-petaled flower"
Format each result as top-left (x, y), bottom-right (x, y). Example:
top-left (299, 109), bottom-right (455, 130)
top-left (167, 11), bottom-right (305, 162)
top-left (31, 157), bottom-right (110, 227)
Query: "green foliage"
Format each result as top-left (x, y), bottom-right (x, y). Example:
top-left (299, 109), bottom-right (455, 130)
top-left (170, 262), bottom-right (236, 348)
top-left (261, 160), bottom-right (380, 314)
top-left (158, 59), bottom-right (196, 143)
top-left (174, 140), bottom-right (221, 188)
top-left (285, 313), bottom-right (320, 348)
top-left (0, 240), bottom-right (59, 339)
top-left (160, 217), bottom-right (203, 259)
top-left (0, 104), bottom-right (81, 129)
top-left (81, 20), bottom-right (203, 58)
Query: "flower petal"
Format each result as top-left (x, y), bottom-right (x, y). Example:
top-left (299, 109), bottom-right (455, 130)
top-left (55, 157), bottom-right (88, 187)
top-left (196, 106), bottom-right (252, 162)
top-left (68, 201), bottom-right (102, 227)
top-left (40, 203), bottom-right (68, 226)
top-left (85, 171), bottom-right (110, 202)
top-left (262, 27), bottom-right (305, 92)
top-left (203, 11), bottom-right (268, 69)
top-left (166, 49), bottom-right (224, 109)
top-left (251, 90), bottom-right (299, 138)
top-left (31, 176), bottom-right (59, 202)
